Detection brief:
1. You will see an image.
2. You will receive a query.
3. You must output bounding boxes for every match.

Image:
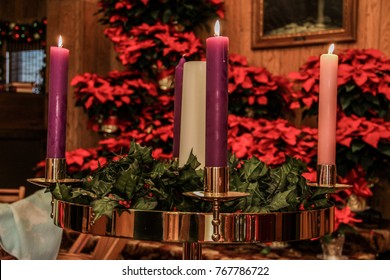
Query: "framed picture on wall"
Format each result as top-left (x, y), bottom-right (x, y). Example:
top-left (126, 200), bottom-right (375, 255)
top-left (252, 0), bottom-right (357, 49)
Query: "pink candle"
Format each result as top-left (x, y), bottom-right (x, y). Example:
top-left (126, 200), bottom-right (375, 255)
top-left (318, 44), bottom-right (338, 165)
top-left (173, 56), bottom-right (186, 158)
top-left (205, 20), bottom-right (229, 167)
top-left (47, 36), bottom-right (69, 158)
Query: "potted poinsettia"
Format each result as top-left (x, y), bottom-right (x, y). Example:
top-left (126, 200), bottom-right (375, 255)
top-left (228, 54), bottom-right (292, 120)
top-left (71, 70), bottom-right (158, 132)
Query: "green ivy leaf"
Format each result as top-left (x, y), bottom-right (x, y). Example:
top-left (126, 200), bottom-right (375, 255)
top-left (51, 183), bottom-right (71, 201)
top-left (268, 189), bottom-right (293, 211)
top-left (184, 150), bottom-right (201, 170)
top-left (91, 197), bottom-right (118, 222)
top-left (113, 166), bottom-right (140, 199)
top-left (132, 197), bottom-right (158, 210)
top-left (241, 157), bottom-right (269, 182)
top-left (92, 179), bottom-right (113, 198)
top-left (71, 188), bottom-right (97, 199)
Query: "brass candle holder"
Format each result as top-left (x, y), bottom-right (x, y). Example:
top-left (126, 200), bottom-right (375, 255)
top-left (184, 166), bottom-right (249, 242)
top-left (307, 164), bottom-right (352, 191)
top-left (45, 158), bottom-right (67, 181)
top-left (317, 164), bottom-right (337, 187)
top-left (27, 158), bottom-right (82, 188)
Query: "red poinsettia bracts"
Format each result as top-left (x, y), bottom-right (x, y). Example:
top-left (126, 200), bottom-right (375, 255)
top-left (105, 22), bottom-right (204, 79)
top-left (334, 206), bottom-right (362, 231)
top-left (228, 115), bottom-right (317, 165)
top-left (337, 114), bottom-right (390, 149)
top-left (228, 54), bottom-right (291, 118)
top-left (287, 56), bottom-right (320, 111)
top-left (339, 167), bottom-right (373, 198)
top-left (66, 147), bottom-right (101, 175)
top-left (71, 70), bottom-right (157, 130)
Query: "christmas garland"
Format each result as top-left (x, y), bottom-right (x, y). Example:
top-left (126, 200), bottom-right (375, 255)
top-left (50, 141), bottom-right (332, 223)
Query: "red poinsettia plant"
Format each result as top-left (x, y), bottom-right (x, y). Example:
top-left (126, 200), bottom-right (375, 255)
top-left (228, 54), bottom-right (292, 119)
top-left (104, 22), bottom-right (204, 80)
top-left (228, 114), bottom-right (317, 166)
top-left (336, 114), bottom-right (390, 180)
top-left (288, 48), bottom-right (390, 118)
top-left (98, 0), bottom-right (224, 34)
top-left (71, 70), bottom-right (157, 131)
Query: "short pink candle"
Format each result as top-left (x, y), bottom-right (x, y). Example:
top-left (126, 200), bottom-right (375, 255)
top-left (317, 44), bottom-right (338, 165)
top-left (47, 36), bottom-right (69, 158)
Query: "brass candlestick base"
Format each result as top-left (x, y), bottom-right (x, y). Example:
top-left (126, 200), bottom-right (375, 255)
top-left (184, 166), bottom-right (249, 242)
top-left (308, 164), bottom-right (352, 192)
top-left (45, 158), bottom-right (67, 181)
top-left (27, 178), bottom-right (83, 188)
top-left (204, 166), bottom-right (229, 193)
top-left (27, 158), bottom-right (82, 188)
top-left (317, 164), bottom-right (337, 187)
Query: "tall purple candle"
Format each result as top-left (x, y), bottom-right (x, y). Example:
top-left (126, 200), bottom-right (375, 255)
top-left (173, 56), bottom-right (186, 158)
top-left (205, 20), bottom-right (229, 167)
top-left (47, 36), bottom-right (69, 158)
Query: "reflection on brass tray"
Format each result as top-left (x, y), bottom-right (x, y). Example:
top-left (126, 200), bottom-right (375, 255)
top-left (307, 182), bottom-right (353, 192)
top-left (183, 191), bottom-right (249, 202)
top-left (51, 199), bottom-right (335, 243)
top-left (27, 178), bottom-right (83, 188)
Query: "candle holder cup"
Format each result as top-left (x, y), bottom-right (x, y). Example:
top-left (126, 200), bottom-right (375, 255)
top-left (307, 163), bottom-right (352, 191)
top-left (45, 158), bottom-right (67, 181)
top-left (317, 164), bottom-right (337, 187)
top-left (27, 158), bottom-right (83, 188)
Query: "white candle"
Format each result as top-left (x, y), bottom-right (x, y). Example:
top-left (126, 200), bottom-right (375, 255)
top-left (318, 44), bottom-right (338, 165)
top-left (179, 61), bottom-right (206, 168)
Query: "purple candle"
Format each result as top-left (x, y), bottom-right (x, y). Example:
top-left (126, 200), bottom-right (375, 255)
top-left (173, 56), bottom-right (186, 158)
top-left (205, 20), bottom-right (229, 167)
top-left (47, 36), bottom-right (69, 158)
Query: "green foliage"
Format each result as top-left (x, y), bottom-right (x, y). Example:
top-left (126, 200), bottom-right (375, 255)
top-left (224, 155), bottom-right (330, 213)
top-left (338, 86), bottom-right (390, 118)
top-left (51, 142), bottom-right (334, 220)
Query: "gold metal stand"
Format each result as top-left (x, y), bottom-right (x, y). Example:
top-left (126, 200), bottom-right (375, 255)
top-left (51, 199), bottom-right (334, 243)
top-left (184, 166), bottom-right (248, 241)
top-left (42, 163), bottom-right (338, 259)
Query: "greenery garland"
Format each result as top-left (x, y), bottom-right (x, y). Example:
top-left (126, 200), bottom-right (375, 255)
top-left (50, 142), bottom-right (332, 222)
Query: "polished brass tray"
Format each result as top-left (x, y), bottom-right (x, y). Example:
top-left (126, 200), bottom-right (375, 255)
top-left (52, 199), bottom-right (334, 243)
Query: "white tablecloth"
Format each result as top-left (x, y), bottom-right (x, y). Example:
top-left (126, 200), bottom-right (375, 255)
top-left (0, 189), bottom-right (62, 259)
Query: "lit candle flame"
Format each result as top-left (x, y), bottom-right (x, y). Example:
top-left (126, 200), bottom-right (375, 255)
top-left (328, 43), bottom-right (335, 54)
top-left (58, 35), bottom-right (63, 48)
top-left (214, 20), bottom-right (220, 36)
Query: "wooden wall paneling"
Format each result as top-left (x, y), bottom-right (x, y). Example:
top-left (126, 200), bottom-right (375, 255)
top-left (83, 0), bottom-right (113, 75)
top-left (379, 0), bottom-right (390, 54)
top-left (363, 0), bottom-right (381, 49)
top-left (0, 93), bottom-right (45, 130)
top-left (0, 0), bottom-right (46, 22)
